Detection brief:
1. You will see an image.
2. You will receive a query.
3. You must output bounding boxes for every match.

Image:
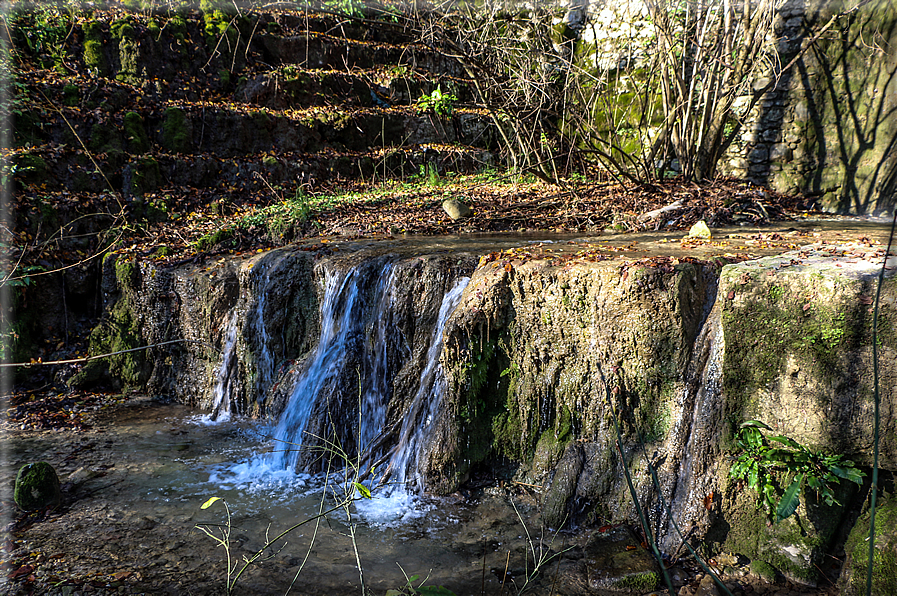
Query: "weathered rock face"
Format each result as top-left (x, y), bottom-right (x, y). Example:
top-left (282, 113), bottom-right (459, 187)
top-left (76, 239), bottom-right (897, 583)
top-left (426, 255), bottom-right (720, 536)
top-left (423, 243), bottom-right (896, 580)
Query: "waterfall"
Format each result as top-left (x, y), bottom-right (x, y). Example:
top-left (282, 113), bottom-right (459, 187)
top-left (252, 271), bottom-right (276, 402)
top-left (203, 309), bottom-right (241, 423)
top-left (386, 276), bottom-right (470, 492)
top-left (266, 260), bottom-right (401, 472)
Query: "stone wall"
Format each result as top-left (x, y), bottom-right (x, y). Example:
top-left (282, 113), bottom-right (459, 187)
top-left (576, 0), bottom-right (897, 214)
top-left (718, 0), bottom-right (897, 214)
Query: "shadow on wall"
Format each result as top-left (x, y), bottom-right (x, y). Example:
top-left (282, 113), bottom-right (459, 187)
top-left (751, 0), bottom-right (897, 215)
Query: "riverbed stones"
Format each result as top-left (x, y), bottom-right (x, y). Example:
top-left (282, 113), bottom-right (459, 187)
top-left (583, 526), bottom-right (659, 592)
top-left (15, 461), bottom-right (62, 511)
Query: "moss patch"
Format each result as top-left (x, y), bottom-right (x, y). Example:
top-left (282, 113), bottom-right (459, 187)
top-left (839, 496), bottom-right (897, 596)
top-left (717, 468), bottom-right (854, 583)
top-left (14, 462), bottom-right (62, 512)
top-left (70, 256), bottom-right (147, 390)
top-left (123, 111), bottom-right (150, 153)
top-left (162, 107), bottom-right (190, 152)
top-left (720, 265), bottom-right (870, 436)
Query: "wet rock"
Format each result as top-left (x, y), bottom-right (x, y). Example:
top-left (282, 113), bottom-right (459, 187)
top-left (583, 526), bottom-right (659, 592)
top-left (694, 573), bottom-right (722, 596)
top-left (542, 443), bottom-right (583, 529)
top-left (15, 461), bottom-right (62, 511)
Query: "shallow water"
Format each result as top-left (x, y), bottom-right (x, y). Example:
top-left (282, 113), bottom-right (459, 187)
top-left (4, 398), bottom-right (590, 596)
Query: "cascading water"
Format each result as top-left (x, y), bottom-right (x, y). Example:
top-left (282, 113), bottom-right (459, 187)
top-left (264, 259), bottom-right (406, 472)
top-left (385, 276), bottom-right (470, 492)
top-left (202, 309), bottom-right (240, 423)
top-left (657, 302), bottom-right (726, 551)
top-left (207, 255), bottom-right (472, 524)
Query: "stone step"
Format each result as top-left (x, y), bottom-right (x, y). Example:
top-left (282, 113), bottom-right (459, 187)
top-left (17, 97), bottom-right (496, 157)
top-left (236, 67), bottom-right (476, 109)
top-left (253, 32), bottom-right (464, 75)
top-left (13, 144), bottom-right (496, 198)
top-left (60, 13), bottom-right (459, 97)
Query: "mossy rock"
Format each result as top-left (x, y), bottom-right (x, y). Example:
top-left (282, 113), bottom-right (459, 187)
top-left (14, 154), bottom-right (49, 184)
top-left (838, 496), bottom-right (897, 595)
top-left (750, 559), bottom-right (778, 582)
top-left (123, 111), bottom-right (150, 153)
top-left (116, 36), bottom-right (140, 85)
top-left (82, 22), bottom-right (109, 75)
top-left (715, 469), bottom-right (855, 584)
top-left (162, 107), bottom-right (191, 153)
top-left (70, 256), bottom-right (148, 390)
top-left (14, 462), bottom-right (62, 511)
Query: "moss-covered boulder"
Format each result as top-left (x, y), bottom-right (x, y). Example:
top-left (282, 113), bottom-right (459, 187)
top-left (69, 254), bottom-right (149, 390)
top-left (719, 246), bottom-right (897, 465)
top-left (839, 496), bottom-right (897, 595)
top-left (14, 462), bottom-right (62, 511)
top-left (714, 469), bottom-right (858, 584)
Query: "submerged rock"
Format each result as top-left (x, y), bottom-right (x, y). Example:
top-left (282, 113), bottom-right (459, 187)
top-left (15, 461), bottom-right (62, 511)
top-left (583, 526), bottom-right (659, 592)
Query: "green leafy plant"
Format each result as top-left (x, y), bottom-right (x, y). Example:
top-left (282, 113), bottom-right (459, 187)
top-left (323, 0), bottom-right (364, 18)
top-left (729, 420), bottom-right (864, 523)
top-left (416, 85), bottom-right (458, 117)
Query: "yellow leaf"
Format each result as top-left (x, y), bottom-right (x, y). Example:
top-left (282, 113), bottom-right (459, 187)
top-left (200, 496), bottom-right (221, 509)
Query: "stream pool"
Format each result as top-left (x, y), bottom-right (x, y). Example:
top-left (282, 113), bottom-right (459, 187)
top-left (4, 397), bottom-right (602, 596)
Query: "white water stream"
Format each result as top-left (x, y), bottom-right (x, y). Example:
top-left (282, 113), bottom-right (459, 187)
top-left (205, 260), bottom-right (470, 525)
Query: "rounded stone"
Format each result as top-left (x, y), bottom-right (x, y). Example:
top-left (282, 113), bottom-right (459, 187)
top-left (14, 461), bottom-right (62, 511)
top-left (442, 199), bottom-right (473, 220)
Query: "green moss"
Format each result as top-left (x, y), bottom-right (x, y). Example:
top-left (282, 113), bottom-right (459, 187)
top-left (147, 18), bottom-right (161, 37)
top-left (83, 21), bottom-right (103, 40)
top-left (719, 470), bottom-right (852, 583)
top-left (611, 571), bottom-right (657, 591)
top-left (14, 462), bottom-right (62, 512)
top-left (839, 497), bottom-right (897, 596)
top-left (83, 39), bottom-right (108, 75)
top-left (110, 18), bottom-right (136, 41)
top-left (169, 14), bottom-right (187, 44)
top-left (195, 228), bottom-right (233, 252)
top-left (115, 255), bottom-right (138, 286)
top-left (162, 107), bottom-right (190, 152)
top-left (750, 560), bottom-right (777, 582)
top-left (123, 111), bottom-right (150, 153)
top-left (721, 270), bottom-right (866, 431)
top-left (63, 84), bottom-right (79, 106)
top-left (116, 37), bottom-right (140, 84)
top-left (72, 256), bottom-right (148, 391)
